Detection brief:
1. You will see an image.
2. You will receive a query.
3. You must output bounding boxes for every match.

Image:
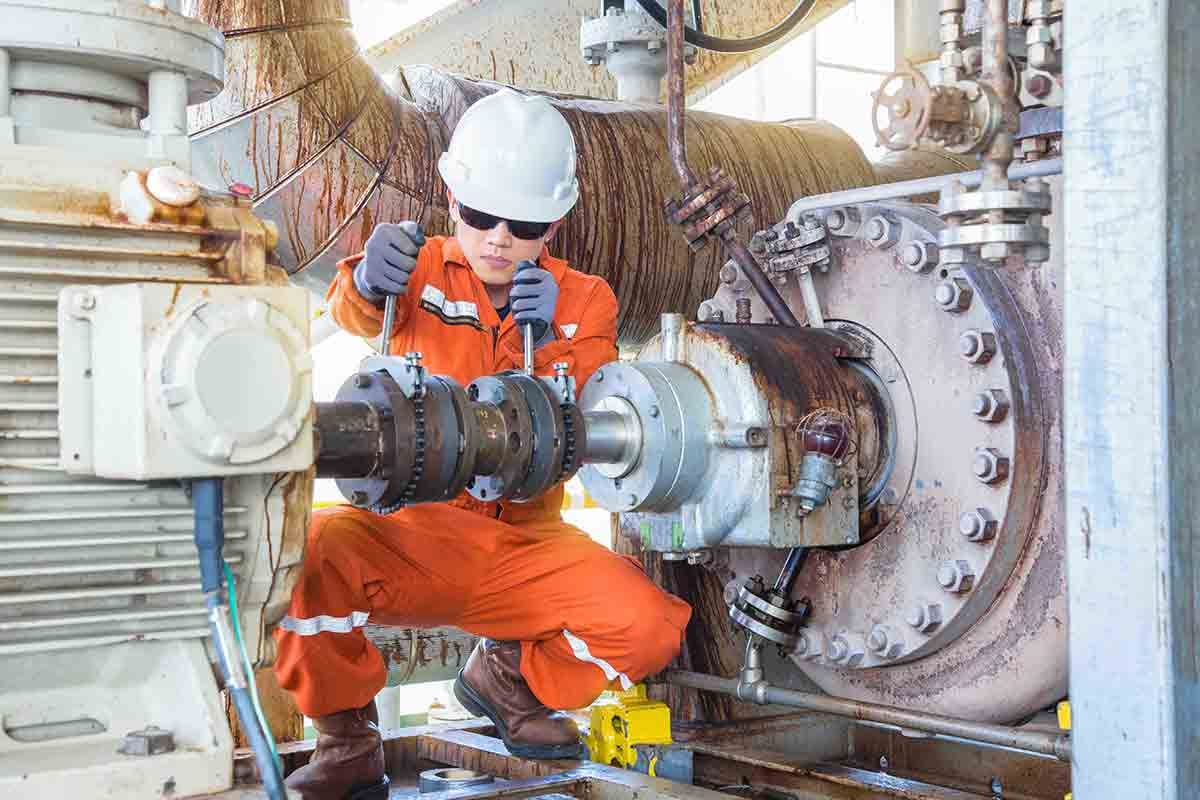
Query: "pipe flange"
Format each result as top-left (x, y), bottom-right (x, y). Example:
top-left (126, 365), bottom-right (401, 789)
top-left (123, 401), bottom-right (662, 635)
top-left (506, 373), bottom-right (568, 502)
top-left (334, 370), bottom-right (416, 510)
top-left (467, 375), bottom-right (534, 503)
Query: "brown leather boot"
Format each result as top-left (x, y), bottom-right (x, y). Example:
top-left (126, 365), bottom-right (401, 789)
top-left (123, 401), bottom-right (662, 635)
top-left (284, 700), bottom-right (389, 800)
top-left (454, 640), bottom-right (583, 759)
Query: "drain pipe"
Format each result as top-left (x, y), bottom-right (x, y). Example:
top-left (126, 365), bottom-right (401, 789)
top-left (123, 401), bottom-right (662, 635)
top-left (666, 670), bottom-right (1071, 762)
top-left (664, 0), bottom-right (800, 328)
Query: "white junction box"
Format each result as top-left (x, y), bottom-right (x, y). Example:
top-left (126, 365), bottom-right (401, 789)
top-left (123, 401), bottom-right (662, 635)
top-left (58, 283), bottom-right (314, 479)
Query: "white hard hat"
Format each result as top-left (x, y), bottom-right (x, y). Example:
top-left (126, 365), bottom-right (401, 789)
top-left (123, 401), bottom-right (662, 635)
top-left (438, 88), bottom-right (579, 223)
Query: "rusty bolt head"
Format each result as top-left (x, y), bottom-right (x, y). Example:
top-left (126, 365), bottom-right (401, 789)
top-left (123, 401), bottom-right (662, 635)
top-left (937, 559), bottom-right (976, 593)
top-left (866, 216), bottom-right (899, 250)
top-left (934, 278), bottom-right (973, 312)
top-left (901, 241), bottom-right (938, 273)
top-left (972, 389), bottom-right (1010, 422)
top-left (959, 330), bottom-right (997, 364)
top-left (959, 508), bottom-right (998, 542)
top-left (973, 447), bottom-right (1010, 484)
top-left (723, 579), bottom-right (741, 605)
top-left (1027, 73), bottom-right (1054, 99)
top-left (906, 602), bottom-right (943, 633)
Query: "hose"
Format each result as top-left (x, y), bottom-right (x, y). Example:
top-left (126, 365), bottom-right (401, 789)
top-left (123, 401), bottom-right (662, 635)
top-left (634, 0), bottom-right (818, 53)
top-left (192, 478), bottom-right (287, 800)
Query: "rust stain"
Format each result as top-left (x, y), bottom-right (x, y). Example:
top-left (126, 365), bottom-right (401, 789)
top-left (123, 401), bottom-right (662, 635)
top-left (164, 283), bottom-right (183, 319)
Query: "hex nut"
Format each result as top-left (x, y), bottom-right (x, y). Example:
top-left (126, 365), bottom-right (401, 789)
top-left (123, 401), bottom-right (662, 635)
top-left (828, 634), bottom-right (866, 666)
top-left (959, 330), bottom-right (997, 364)
top-left (937, 560), bottom-right (976, 593)
top-left (901, 240), bottom-right (938, 273)
top-left (866, 216), bottom-right (899, 249)
top-left (972, 389), bottom-right (1010, 422)
top-left (959, 508), bottom-right (998, 542)
top-left (118, 726), bottom-right (175, 757)
top-left (935, 278), bottom-right (973, 312)
top-left (826, 207), bottom-right (861, 237)
top-left (796, 631), bottom-right (823, 660)
top-left (973, 447), bottom-right (1010, 484)
top-left (980, 241), bottom-right (1012, 263)
top-left (906, 602), bottom-right (943, 634)
top-left (868, 625), bottom-right (905, 659)
top-left (1028, 42), bottom-right (1057, 70)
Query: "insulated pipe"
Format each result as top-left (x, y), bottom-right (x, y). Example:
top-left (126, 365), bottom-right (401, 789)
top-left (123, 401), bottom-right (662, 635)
top-left (785, 157), bottom-right (1064, 218)
top-left (664, 0), bottom-right (800, 328)
top-left (666, 670), bottom-right (1072, 762)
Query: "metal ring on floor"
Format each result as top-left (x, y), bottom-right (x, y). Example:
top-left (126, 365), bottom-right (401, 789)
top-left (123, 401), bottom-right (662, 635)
top-left (418, 768), bottom-right (495, 794)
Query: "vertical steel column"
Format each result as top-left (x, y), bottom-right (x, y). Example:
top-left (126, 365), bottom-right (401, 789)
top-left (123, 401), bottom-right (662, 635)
top-left (1065, 1), bottom-right (1200, 797)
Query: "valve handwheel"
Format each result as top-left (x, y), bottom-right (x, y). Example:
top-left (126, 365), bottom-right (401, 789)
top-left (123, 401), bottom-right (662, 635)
top-left (871, 67), bottom-right (933, 151)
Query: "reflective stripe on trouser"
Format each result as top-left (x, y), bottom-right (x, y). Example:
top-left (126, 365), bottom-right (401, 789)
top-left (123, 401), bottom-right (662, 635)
top-left (274, 505), bottom-right (692, 718)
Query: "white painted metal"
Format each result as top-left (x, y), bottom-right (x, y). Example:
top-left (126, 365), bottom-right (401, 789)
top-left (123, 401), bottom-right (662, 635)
top-left (58, 283), bottom-right (313, 479)
top-left (1064, 0), bottom-right (1199, 797)
top-left (0, 3), bottom-right (310, 797)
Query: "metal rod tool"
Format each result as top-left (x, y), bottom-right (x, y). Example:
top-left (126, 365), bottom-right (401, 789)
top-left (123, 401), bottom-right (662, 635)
top-left (379, 294), bottom-right (397, 357)
top-left (516, 260), bottom-right (537, 375)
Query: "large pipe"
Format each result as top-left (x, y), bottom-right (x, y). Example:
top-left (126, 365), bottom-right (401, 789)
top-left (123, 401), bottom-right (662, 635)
top-left (666, 671), bottom-right (1072, 762)
top-left (664, 0), bottom-right (799, 328)
top-left (785, 156), bottom-right (1064, 219)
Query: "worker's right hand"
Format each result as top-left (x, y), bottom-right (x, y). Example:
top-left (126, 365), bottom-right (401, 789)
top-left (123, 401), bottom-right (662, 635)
top-left (353, 221), bottom-right (426, 303)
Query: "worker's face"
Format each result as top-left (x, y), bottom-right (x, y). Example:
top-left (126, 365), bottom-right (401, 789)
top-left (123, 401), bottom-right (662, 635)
top-left (450, 193), bottom-right (562, 286)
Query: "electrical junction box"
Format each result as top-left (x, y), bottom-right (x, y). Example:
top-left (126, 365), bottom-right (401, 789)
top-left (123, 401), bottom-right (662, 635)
top-left (58, 283), bottom-right (313, 479)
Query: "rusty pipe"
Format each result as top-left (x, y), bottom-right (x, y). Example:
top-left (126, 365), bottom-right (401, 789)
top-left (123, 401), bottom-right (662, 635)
top-left (665, 0), bottom-right (692, 185)
top-left (666, 671), bottom-right (1072, 762)
top-left (981, 0), bottom-right (1017, 190)
top-left (665, 0), bottom-right (799, 328)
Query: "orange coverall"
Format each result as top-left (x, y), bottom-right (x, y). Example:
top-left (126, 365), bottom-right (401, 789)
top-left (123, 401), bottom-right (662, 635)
top-left (275, 236), bottom-right (693, 718)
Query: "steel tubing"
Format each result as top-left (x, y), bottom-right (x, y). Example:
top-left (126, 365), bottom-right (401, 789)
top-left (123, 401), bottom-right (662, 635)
top-left (785, 157), bottom-right (1063, 218)
top-left (666, 670), bottom-right (1072, 761)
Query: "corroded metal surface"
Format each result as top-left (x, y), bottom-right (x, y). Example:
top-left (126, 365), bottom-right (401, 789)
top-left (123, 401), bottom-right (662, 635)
top-left (697, 182), bottom-right (1065, 722)
top-left (366, 0), bottom-right (851, 104)
top-left (188, 0), bottom-right (878, 343)
top-left (189, 0), bottom-right (449, 296)
top-left (404, 67), bottom-right (875, 343)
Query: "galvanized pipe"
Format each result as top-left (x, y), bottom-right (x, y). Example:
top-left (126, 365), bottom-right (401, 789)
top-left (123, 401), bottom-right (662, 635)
top-left (664, 0), bottom-right (800, 328)
top-left (785, 157), bottom-right (1064, 218)
top-left (0, 48), bottom-right (10, 118)
top-left (666, 670), bottom-right (1072, 761)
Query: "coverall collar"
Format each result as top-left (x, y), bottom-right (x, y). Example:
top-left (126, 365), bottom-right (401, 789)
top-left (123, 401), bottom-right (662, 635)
top-left (441, 237), bottom-right (568, 334)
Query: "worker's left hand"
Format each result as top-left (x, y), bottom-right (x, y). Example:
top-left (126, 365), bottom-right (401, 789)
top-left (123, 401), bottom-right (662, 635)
top-left (512, 260), bottom-right (559, 345)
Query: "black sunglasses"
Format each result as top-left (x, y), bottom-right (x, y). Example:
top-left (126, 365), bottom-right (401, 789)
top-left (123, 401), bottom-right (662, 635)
top-left (457, 203), bottom-right (552, 240)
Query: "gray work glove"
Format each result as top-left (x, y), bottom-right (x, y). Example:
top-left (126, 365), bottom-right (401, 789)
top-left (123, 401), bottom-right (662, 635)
top-left (353, 221), bottom-right (426, 304)
top-left (511, 260), bottom-right (559, 346)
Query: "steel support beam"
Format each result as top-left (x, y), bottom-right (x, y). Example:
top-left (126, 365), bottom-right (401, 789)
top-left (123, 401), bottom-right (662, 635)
top-left (1064, 1), bottom-right (1200, 798)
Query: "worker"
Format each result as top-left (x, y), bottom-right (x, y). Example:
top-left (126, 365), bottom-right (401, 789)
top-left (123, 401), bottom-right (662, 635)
top-left (275, 89), bottom-right (693, 800)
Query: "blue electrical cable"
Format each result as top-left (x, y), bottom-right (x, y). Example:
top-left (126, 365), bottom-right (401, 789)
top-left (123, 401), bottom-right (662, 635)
top-left (192, 478), bottom-right (287, 799)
